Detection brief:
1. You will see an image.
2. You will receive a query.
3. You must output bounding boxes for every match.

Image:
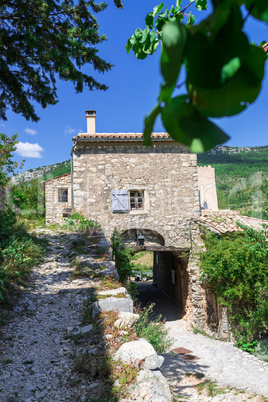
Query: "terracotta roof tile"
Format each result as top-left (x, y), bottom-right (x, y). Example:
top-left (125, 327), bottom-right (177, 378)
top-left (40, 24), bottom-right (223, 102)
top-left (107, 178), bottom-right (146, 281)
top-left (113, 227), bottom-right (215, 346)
top-left (73, 132), bottom-right (172, 140)
top-left (198, 210), bottom-right (268, 234)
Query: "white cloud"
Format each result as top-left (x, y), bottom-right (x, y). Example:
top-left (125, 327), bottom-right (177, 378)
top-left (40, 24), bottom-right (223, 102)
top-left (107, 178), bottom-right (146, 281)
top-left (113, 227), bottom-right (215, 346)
top-left (65, 125), bottom-right (77, 134)
top-left (15, 142), bottom-right (44, 158)
top-left (24, 127), bottom-right (38, 136)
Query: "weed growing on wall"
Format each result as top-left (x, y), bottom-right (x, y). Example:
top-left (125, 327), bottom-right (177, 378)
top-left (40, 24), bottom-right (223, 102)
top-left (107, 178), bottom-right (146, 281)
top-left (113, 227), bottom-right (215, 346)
top-left (200, 224), bottom-right (268, 346)
top-left (64, 211), bottom-right (99, 232)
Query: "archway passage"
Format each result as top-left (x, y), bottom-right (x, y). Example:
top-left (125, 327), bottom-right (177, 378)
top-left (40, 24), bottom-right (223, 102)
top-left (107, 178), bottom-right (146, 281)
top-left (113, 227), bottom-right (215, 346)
top-left (120, 228), bottom-right (190, 323)
top-left (136, 280), bottom-right (181, 322)
top-left (134, 250), bottom-right (190, 322)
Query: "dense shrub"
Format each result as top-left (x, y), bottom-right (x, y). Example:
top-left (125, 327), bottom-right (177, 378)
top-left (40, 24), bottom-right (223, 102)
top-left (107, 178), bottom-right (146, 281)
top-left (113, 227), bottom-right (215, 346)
top-left (0, 209), bottom-right (46, 301)
top-left (200, 224), bottom-right (268, 344)
top-left (111, 229), bottom-right (133, 284)
top-left (9, 179), bottom-right (45, 215)
top-left (133, 304), bottom-right (171, 353)
top-left (64, 211), bottom-right (100, 232)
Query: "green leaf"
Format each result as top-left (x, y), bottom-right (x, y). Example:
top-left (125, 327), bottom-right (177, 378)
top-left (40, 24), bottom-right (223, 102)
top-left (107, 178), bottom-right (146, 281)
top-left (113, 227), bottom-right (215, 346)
top-left (153, 3), bottom-right (164, 17)
top-left (221, 57), bottom-right (241, 84)
top-left (161, 95), bottom-right (229, 152)
top-left (191, 45), bottom-right (266, 117)
top-left (187, 12), bottom-right (195, 26)
top-left (149, 30), bottom-right (157, 44)
top-left (161, 22), bottom-right (187, 87)
top-left (155, 17), bottom-right (166, 31)
top-left (126, 38), bottom-right (132, 54)
top-left (244, 0), bottom-right (268, 22)
top-left (185, 9), bottom-right (249, 89)
top-left (140, 29), bottom-right (149, 44)
top-left (144, 104), bottom-right (162, 146)
top-left (144, 39), bottom-right (159, 55)
top-left (158, 83), bottom-right (176, 103)
top-left (132, 42), bottom-right (147, 59)
top-left (195, 0), bottom-right (207, 11)
top-left (129, 36), bottom-right (137, 45)
top-left (145, 12), bottom-right (154, 29)
top-left (134, 28), bottom-right (143, 42)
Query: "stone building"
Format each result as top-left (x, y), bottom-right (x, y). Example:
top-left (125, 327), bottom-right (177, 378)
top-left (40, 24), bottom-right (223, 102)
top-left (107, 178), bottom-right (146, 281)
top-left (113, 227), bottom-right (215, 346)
top-left (43, 110), bottom-right (224, 336)
top-left (43, 173), bottom-right (71, 225)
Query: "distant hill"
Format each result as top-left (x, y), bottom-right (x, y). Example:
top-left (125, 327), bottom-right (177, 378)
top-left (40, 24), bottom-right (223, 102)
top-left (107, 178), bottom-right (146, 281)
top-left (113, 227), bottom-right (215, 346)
top-left (198, 145), bottom-right (268, 220)
top-left (11, 145), bottom-right (268, 220)
top-left (11, 160), bottom-right (70, 184)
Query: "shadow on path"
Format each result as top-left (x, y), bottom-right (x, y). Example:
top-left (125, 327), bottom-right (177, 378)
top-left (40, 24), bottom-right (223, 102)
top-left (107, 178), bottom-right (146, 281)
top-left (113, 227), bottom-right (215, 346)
top-left (136, 280), bottom-right (181, 322)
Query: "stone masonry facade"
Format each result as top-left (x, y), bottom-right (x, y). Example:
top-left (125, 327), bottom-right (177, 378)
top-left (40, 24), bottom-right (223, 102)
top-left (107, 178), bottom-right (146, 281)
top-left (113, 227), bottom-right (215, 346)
top-left (43, 174), bottom-right (71, 225)
top-left (72, 139), bottom-right (200, 248)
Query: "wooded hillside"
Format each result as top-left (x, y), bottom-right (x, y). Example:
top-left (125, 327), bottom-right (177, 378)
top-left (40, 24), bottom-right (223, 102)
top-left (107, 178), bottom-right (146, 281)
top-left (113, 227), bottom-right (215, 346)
top-left (198, 146), bottom-right (268, 219)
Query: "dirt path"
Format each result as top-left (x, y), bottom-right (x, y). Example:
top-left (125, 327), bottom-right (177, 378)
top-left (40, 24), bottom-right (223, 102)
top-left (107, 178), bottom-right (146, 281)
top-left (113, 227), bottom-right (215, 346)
top-left (0, 229), bottom-right (103, 402)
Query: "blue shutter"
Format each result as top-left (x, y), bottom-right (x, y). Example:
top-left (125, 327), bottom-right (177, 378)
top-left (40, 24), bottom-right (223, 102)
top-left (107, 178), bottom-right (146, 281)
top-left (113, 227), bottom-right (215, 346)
top-left (111, 190), bottom-right (129, 212)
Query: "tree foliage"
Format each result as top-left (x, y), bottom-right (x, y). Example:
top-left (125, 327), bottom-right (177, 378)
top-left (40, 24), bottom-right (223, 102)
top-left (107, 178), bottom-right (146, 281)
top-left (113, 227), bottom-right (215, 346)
top-left (0, 0), bottom-right (123, 122)
top-left (0, 133), bottom-right (24, 186)
top-left (200, 224), bottom-right (268, 342)
top-left (127, 0), bottom-right (268, 152)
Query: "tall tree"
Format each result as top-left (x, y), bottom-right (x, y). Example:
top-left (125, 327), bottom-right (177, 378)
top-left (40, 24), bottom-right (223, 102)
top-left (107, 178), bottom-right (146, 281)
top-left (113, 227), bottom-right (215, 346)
top-left (0, 133), bottom-right (24, 186)
top-left (127, 0), bottom-right (268, 152)
top-left (0, 0), bottom-right (123, 122)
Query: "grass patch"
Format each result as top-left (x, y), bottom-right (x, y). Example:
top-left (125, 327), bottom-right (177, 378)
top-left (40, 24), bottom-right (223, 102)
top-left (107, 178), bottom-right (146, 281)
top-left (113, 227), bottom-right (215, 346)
top-left (133, 304), bottom-right (172, 353)
top-left (196, 378), bottom-right (226, 397)
top-left (71, 258), bottom-right (95, 279)
top-left (192, 325), bottom-right (210, 337)
top-left (97, 292), bottom-right (126, 299)
top-left (97, 276), bottom-right (121, 290)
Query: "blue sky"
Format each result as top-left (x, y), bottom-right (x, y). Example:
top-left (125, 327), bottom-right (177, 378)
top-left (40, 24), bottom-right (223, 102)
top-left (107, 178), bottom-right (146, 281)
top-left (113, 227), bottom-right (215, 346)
top-left (2, 0), bottom-right (268, 172)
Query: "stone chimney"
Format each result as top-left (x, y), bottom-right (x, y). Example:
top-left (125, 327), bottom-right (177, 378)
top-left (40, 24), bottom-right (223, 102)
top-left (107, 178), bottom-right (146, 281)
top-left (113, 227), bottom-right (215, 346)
top-left (86, 110), bottom-right (96, 134)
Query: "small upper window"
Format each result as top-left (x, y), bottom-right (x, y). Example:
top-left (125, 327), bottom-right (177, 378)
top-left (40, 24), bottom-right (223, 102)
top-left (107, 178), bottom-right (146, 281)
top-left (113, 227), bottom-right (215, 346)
top-left (130, 190), bottom-right (144, 210)
top-left (58, 188), bottom-right (68, 203)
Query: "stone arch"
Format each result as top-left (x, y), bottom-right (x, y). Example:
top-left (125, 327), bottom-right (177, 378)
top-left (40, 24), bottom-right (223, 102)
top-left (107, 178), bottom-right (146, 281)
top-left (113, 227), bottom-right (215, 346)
top-left (120, 228), bottom-right (165, 247)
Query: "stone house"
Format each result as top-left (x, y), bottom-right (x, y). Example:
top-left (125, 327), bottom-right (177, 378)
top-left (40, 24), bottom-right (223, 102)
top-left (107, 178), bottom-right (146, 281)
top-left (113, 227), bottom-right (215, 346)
top-left (43, 110), bottom-right (224, 336)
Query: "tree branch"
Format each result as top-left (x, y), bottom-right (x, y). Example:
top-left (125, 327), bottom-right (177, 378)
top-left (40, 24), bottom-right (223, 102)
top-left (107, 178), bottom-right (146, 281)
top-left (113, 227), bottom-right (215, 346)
top-left (261, 42), bottom-right (268, 52)
top-left (180, 1), bottom-right (194, 15)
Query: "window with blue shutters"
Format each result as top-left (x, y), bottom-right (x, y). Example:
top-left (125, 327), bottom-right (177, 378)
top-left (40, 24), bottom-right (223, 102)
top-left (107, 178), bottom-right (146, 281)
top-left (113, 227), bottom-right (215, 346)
top-left (111, 190), bottom-right (129, 212)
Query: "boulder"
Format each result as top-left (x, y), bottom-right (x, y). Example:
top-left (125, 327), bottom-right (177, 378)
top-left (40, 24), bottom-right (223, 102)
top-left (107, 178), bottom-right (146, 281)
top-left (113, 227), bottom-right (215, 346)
top-left (97, 287), bottom-right (127, 297)
top-left (114, 311), bottom-right (140, 328)
top-left (113, 338), bottom-right (157, 367)
top-left (92, 297), bottom-right (133, 318)
top-left (142, 355), bottom-right (165, 371)
top-left (126, 369), bottom-right (172, 401)
top-left (73, 324), bottom-right (93, 335)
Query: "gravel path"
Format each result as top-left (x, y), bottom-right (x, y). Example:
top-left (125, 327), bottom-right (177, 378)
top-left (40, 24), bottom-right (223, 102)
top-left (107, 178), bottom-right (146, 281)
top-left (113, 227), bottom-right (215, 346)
top-left (162, 319), bottom-right (268, 400)
top-left (0, 230), bottom-right (102, 402)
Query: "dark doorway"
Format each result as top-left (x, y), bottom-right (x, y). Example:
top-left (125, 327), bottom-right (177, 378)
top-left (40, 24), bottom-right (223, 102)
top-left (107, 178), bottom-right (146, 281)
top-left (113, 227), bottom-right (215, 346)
top-left (136, 280), bottom-right (181, 322)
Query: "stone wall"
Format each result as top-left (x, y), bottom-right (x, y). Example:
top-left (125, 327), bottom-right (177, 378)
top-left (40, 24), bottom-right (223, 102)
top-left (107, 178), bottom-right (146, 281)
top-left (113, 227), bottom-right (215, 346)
top-left (73, 141), bottom-right (200, 248)
top-left (0, 187), bottom-right (6, 211)
top-left (198, 166), bottom-right (218, 211)
top-left (44, 174), bottom-right (72, 224)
